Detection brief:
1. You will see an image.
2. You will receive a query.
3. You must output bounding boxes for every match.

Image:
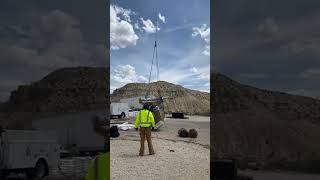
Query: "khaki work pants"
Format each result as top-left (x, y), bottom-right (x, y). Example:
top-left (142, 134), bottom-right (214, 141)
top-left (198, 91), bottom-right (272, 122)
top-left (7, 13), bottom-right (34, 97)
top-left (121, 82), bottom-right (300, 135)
top-left (139, 127), bottom-right (155, 156)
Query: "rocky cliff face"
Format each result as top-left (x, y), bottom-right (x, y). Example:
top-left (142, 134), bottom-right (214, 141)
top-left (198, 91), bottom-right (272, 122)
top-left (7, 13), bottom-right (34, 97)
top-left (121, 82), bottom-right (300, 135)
top-left (1, 67), bottom-right (108, 129)
top-left (6, 67), bottom-right (108, 113)
top-left (111, 81), bottom-right (210, 116)
top-left (212, 73), bottom-right (320, 169)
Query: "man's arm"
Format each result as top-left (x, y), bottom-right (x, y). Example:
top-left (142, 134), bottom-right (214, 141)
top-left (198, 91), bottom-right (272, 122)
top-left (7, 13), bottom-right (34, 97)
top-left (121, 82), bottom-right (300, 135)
top-left (134, 112), bottom-right (140, 128)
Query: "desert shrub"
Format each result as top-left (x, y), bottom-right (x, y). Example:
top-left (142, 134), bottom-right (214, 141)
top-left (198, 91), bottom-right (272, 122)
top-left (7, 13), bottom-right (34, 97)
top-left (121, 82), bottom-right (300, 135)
top-left (188, 129), bottom-right (198, 138)
top-left (178, 128), bottom-right (188, 137)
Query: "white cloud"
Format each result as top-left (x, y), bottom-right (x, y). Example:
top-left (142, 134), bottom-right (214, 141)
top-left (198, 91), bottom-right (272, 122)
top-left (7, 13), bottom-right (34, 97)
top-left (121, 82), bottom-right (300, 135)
top-left (110, 5), bottom-right (139, 50)
top-left (140, 17), bottom-right (160, 34)
top-left (184, 64), bottom-right (199, 74)
top-left (111, 64), bottom-right (148, 93)
top-left (112, 5), bottom-right (135, 22)
top-left (164, 23), bottom-right (195, 33)
top-left (198, 72), bottom-right (210, 80)
top-left (158, 65), bottom-right (210, 89)
top-left (203, 45), bottom-right (210, 56)
top-left (192, 24), bottom-right (210, 56)
top-left (196, 66), bottom-right (210, 81)
top-left (192, 24), bottom-right (210, 43)
top-left (134, 22), bottom-right (140, 29)
top-left (158, 13), bottom-right (166, 23)
top-left (190, 67), bottom-right (198, 73)
top-left (159, 68), bottom-right (192, 84)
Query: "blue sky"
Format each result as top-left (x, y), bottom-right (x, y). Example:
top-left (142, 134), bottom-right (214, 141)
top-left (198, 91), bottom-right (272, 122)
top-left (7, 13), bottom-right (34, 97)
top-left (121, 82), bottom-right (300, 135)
top-left (110, 0), bottom-right (210, 93)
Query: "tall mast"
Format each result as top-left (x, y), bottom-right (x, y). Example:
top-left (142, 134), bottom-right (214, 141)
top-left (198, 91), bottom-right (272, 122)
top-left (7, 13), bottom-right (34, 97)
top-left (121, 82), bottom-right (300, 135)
top-left (155, 20), bottom-right (159, 81)
top-left (145, 18), bottom-right (160, 98)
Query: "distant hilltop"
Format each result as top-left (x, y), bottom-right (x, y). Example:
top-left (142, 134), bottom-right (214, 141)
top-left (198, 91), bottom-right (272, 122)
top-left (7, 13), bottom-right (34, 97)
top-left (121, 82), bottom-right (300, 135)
top-left (111, 81), bottom-right (210, 116)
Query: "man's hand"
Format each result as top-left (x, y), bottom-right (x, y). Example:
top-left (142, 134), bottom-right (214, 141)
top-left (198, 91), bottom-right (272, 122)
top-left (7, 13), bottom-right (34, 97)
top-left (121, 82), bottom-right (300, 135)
top-left (135, 128), bottom-right (138, 131)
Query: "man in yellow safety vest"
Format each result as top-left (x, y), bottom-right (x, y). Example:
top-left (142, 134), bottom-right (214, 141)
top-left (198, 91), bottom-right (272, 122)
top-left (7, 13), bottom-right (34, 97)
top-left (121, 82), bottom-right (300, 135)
top-left (134, 103), bottom-right (155, 156)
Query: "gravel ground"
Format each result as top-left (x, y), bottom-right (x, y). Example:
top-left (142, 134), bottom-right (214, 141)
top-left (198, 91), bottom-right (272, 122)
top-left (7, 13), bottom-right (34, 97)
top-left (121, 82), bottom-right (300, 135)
top-left (112, 115), bottom-right (210, 146)
top-left (110, 116), bottom-right (210, 180)
top-left (111, 139), bottom-right (210, 180)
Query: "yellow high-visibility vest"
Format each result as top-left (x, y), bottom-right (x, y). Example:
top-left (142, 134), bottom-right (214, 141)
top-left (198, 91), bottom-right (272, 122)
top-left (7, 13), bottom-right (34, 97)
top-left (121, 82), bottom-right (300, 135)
top-left (134, 109), bottom-right (155, 128)
top-left (86, 152), bottom-right (110, 180)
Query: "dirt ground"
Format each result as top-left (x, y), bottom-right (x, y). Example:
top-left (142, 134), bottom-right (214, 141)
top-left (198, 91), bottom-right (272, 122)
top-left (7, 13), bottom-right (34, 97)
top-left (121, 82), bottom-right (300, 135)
top-left (110, 115), bottom-right (210, 180)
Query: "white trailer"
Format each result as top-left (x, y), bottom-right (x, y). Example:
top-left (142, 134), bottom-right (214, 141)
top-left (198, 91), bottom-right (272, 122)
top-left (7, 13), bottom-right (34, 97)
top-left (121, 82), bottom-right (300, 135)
top-left (128, 109), bottom-right (140, 118)
top-left (110, 103), bottom-right (129, 118)
top-left (0, 129), bottom-right (60, 179)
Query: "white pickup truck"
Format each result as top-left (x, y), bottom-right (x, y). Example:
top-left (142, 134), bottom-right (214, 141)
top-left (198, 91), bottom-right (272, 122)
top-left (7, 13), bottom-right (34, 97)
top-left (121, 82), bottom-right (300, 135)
top-left (0, 129), bottom-right (60, 179)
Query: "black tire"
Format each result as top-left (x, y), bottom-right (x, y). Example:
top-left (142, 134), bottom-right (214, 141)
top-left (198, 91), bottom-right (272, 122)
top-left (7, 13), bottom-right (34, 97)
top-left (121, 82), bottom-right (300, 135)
top-left (27, 159), bottom-right (49, 179)
top-left (121, 112), bottom-right (126, 118)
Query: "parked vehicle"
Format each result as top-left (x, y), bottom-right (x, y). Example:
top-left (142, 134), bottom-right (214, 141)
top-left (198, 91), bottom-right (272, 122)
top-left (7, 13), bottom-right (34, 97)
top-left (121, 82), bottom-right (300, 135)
top-left (32, 109), bottom-right (106, 154)
top-left (128, 109), bottom-right (140, 118)
top-left (0, 129), bottom-right (60, 179)
top-left (110, 103), bottom-right (129, 118)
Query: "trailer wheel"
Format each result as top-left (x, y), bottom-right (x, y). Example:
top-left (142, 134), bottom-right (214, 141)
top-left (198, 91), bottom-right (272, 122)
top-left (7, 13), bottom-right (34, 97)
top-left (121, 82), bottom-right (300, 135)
top-left (35, 159), bottom-right (48, 178)
top-left (27, 159), bottom-right (48, 179)
top-left (121, 112), bottom-right (126, 118)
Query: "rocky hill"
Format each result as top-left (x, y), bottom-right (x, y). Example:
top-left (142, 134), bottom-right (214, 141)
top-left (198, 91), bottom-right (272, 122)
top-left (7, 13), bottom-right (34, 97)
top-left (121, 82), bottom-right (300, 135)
top-left (111, 81), bottom-right (210, 116)
top-left (5, 67), bottom-right (108, 113)
top-left (212, 73), bottom-right (320, 172)
top-left (1, 67), bottom-right (108, 128)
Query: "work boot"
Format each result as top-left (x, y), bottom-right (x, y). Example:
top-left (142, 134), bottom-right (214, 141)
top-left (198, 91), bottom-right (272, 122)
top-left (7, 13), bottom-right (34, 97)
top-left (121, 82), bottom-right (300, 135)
top-left (149, 152), bottom-right (155, 155)
top-left (139, 149), bottom-right (144, 156)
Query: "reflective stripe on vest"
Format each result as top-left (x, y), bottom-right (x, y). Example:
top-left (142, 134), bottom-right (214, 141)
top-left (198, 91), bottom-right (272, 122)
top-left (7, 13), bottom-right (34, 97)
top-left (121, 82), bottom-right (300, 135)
top-left (94, 156), bottom-right (99, 180)
top-left (139, 122), bottom-right (151, 125)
